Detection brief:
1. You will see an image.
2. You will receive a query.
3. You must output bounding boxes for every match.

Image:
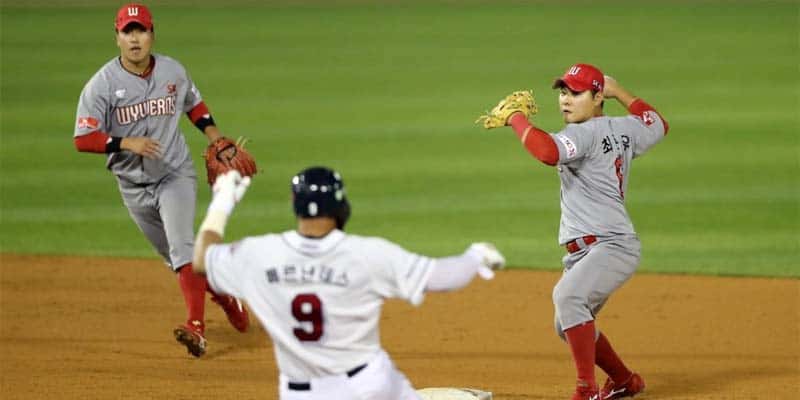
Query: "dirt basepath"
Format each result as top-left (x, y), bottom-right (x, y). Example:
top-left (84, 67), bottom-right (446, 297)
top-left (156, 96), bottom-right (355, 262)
top-left (1, 254), bottom-right (797, 399)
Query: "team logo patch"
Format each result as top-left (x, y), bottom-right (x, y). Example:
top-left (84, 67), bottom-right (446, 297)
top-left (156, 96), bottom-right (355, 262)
top-left (77, 116), bottom-right (99, 129)
top-left (556, 134), bottom-right (577, 158)
top-left (167, 84), bottom-right (177, 94)
top-left (642, 110), bottom-right (657, 126)
top-left (115, 89), bottom-right (126, 98)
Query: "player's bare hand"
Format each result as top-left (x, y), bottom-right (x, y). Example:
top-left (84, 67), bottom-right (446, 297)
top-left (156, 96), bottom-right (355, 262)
top-left (122, 137), bottom-right (162, 159)
top-left (209, 171), bottom-right (251, 216)
top-left (603, 75), bottom-right (621, 100)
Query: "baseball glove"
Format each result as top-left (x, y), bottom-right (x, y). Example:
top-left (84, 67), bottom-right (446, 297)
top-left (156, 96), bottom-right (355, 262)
top-left (475, 90), bottom-right (538, 129)
top-left (204, 136), bottom-right (257, 186)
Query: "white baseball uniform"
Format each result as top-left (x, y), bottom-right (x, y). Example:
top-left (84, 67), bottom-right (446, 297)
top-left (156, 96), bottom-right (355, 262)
top-left (205, 229), bottom-right (486, 399)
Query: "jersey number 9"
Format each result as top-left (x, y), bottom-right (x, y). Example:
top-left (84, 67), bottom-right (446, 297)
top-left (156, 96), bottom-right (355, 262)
top-left (292, 293), bottom-right (323, 341)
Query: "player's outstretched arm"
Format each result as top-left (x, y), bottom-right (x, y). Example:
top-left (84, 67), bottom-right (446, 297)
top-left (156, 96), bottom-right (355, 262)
top-left (192, 171), bottom-right (251, 275)
top-left (425, 243), bottom-right (505, 292)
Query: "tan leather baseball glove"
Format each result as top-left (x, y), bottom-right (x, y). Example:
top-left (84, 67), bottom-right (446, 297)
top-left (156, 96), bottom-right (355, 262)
top-left (475, 90), bottom-right (538, 129)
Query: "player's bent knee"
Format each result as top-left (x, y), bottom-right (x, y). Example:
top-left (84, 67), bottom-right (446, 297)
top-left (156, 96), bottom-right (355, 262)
top-left (552, 288), bottom-right (585, 313)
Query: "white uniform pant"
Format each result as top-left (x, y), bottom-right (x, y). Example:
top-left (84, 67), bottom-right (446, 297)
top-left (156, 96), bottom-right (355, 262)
top-left (279, 350), bottom-right (420, 400)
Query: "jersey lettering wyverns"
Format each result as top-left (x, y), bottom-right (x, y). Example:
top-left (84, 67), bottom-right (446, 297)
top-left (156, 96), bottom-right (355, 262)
top-left (115, 93), bottom-right (177, 125)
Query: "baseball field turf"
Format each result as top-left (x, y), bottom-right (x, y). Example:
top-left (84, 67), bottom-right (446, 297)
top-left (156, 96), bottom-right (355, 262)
top-left (1, 1), bottom-right (797, 276)
top-left (1, 2), bottom-right (799, 400)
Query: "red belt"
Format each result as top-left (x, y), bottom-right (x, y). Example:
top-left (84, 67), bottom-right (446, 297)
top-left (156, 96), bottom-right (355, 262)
top-left (565, 235), bottom-right (596, 253)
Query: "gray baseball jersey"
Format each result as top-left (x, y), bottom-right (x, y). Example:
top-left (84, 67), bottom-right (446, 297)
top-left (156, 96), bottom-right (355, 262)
top-left (74, 53), bottom-right (201, 184)
top-left (74, 53), bottom-right (205, 269)
top-left (548, 110), bottom-right (667, 334)
top-left (550, 113), bottom-right (667, 245)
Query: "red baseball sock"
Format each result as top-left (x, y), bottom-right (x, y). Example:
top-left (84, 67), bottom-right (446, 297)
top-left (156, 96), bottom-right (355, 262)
top-left (564, 321), bottom-right (597, 390)
top-left (177, 263), bottom-right (206, 332)
top-left (595, 332), bottom-right (632, 384)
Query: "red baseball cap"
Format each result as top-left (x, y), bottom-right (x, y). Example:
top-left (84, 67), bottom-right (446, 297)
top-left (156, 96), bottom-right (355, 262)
top-left (553, 63), bottom-right (604, 92)
top-left (115, 3), bottom-right (153, 31)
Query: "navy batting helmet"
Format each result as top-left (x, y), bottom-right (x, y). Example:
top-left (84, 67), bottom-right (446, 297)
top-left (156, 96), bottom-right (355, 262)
top-left (291, 166), bottom-right (351, 230)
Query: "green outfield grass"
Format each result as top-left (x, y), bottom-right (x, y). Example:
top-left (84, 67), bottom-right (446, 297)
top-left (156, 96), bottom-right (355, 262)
top-left (1, 1), bottom-right (797, 277)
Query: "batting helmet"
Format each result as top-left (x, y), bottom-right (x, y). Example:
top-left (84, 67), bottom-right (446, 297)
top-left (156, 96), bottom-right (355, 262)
top-left (291, 166), bottom-right (351, 230)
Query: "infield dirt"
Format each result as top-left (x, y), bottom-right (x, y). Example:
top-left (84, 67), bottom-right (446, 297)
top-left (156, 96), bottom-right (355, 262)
top-left (1, 254), bottom-right (797, 399)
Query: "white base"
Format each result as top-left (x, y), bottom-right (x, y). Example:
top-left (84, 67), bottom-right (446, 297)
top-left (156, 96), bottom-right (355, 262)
top-left (416, 387), bottom-right (493, 400)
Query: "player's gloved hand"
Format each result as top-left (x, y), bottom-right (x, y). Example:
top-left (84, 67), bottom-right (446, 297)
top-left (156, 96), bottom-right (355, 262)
top-left (208, 170), bottom-right (251, 216)
top-left (467, 242), bottom-right (506, 280)
top-left (204, 136), bottom-right (258, 186)
top-left (475, 90), bottom-right (538, 129)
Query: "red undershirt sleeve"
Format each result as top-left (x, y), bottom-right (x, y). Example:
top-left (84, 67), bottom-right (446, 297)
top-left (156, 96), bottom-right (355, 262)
top-left (187, 102), bottom-right (215, 132)
top-left (627, 98), bottom-right (669, 135)
top-left (187, 102), bottom-right (210, 123)
top-left (508, 113), bottom-right (559, 166)
top-left (74, 131), bottom-right (120, 153)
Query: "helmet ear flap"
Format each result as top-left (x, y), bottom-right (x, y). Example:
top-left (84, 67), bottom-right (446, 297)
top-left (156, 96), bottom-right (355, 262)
top-left (334, 199), bottom-right (351, 230)
top-left (291, 166), bottom-right (350, 229)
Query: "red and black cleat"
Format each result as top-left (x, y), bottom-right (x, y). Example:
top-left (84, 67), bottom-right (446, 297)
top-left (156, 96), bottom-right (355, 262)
top-left (174, 320), bottom-right (207, 358)
top-left (601, 373), bottom-right (645, 400)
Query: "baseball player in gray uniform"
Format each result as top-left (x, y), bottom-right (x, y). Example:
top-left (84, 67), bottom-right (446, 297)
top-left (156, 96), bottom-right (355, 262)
top-left (497, 64), bottom-right (669, 400)
top-left (73, 3), bottom-right (249, 357)
top-left (191, 167), bottom-right (505, 400)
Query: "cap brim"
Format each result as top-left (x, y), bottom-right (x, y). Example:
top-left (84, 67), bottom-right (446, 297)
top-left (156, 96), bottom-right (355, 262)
top-left (552, 78), bottom-right (591, 92)
top-left (552, 79), bottom-right (568, 90)
top-left (116, 19), bottom-right (153, 31)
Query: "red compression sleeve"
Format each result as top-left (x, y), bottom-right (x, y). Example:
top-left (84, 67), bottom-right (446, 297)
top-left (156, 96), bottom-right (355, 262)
top-left (74, 131), bottom-right (112, 153)
top-left (508, 113), bottom-right (559, 166)
top-left (628, 99), bottom-right (669, 135)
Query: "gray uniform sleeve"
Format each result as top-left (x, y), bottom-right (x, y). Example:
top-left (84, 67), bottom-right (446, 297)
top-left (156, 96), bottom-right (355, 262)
top-left (622, 113), bottom-right (666, 158)
top-left (183, 70), bottom-right (204, 111)
top-left (552, 123), bottom-right (597, 165)
top-left (74, 74), bottom-right (110, 137)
